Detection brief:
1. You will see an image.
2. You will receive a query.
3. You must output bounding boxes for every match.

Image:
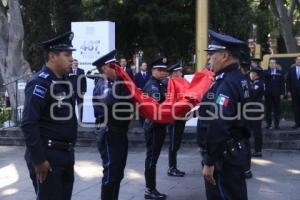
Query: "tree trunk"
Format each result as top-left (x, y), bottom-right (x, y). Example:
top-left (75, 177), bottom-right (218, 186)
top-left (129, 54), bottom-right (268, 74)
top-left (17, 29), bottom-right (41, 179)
top-left (0, 0), bottom-right (30, 123)
top-left (274, 0), bottom-right (298, 53)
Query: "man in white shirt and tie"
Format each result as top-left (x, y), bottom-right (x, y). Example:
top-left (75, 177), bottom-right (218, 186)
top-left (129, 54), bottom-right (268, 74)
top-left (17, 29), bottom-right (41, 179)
top-left (287, 56), bottom-right (300, 129)
top-left (264, 59), bottom-right (285, 129)
top-left (134, 62), bottom-right (150, 90)
top-left (134, 62), bottom-right (150, 126)
top-left (68, 59), bottom-right (87, 122)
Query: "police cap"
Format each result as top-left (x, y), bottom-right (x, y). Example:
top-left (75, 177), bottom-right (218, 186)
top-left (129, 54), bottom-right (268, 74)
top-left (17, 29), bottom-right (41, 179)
top-left (39, 31), bottom-right (76, 52)
top-left (249, 65), bottom-right (263, 73)
top-left (92, 49), bottom-right (117, 69)
top-left (205, 30), bottom-right (245, 52)
top-left (167, 62), bottom-right (182, 73)
top-left (149, 54), bottom-right (168, 70)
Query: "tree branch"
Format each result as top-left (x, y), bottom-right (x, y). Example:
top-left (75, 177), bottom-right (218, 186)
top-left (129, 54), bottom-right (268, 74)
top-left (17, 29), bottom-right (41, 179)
top-left (270, 0), bottom-right (280, 19)
top-left (288, 0), bottom-right (296, 18)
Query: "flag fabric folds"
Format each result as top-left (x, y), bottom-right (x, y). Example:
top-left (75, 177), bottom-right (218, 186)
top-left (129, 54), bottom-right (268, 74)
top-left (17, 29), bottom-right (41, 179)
top-left (110, 63), bottom-right (214, 123)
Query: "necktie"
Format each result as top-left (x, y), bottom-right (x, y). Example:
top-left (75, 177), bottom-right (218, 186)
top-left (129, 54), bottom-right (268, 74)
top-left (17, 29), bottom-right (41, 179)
top-left (142, 72), bottom-right (145, 79)
top-left (297, 67), bottom-right (300, 80)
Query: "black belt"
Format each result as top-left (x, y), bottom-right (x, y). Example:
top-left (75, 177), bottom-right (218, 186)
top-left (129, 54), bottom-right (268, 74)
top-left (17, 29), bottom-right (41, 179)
top-left (47, 139), bottom-right (74, 152)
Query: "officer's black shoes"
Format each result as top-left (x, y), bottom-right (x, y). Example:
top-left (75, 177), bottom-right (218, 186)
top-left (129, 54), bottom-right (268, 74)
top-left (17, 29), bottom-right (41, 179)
top-left (244, 170), bottom-right (253, 179)
top-left (101, 184), bottom-right (120, 200)
top-left (145, 188), bottom-right (167, 200)
top-left (266, 126), bottom-right (272, 130)
top-left (167, 168), bottom-right (185, 177)
top-left (252, 152), bottom-right (262, 157)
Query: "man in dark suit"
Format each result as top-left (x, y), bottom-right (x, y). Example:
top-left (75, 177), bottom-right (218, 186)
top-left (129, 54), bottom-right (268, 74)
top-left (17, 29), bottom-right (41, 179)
top-left (68, 59), bottom-right (87, 122)
top-left (120, 58), bottom-right (134, 80)
top-left (135, 62), bottom-right (151, 90)
top-left (264, 59), bottom-right (285, 129)
top-left (286, 56), bottom-right (300, 129)
top-left (135, 62), bottom-right (151, 126)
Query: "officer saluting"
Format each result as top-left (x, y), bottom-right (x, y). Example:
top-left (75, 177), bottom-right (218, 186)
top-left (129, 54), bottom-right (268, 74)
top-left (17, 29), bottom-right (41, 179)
top-left (92, 50), bottom-right (133, 200)
top-left (197, 30), bottom-right (250, 200)
top-left (166, 63), bottom-right (186, 177)
top-left (21, 32), bottom-right (77, 200)
top-left (143, 55), bottom-right (168, 200)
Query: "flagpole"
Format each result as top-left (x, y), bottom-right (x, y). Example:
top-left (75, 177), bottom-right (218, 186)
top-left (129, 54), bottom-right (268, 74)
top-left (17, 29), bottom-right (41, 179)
top-left (196, 0), bottom-right (208, 71)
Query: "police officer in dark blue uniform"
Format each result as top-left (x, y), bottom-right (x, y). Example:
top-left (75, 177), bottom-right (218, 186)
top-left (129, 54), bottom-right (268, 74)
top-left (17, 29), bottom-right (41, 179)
top-left (92, 50), bottom-right (133, 200)
top-left (21, 31), bottom-right (77, 200)
top-left (239, 49), bottom-right (253, 179)
top-left (143, 57), bottom-right (168, 199)
top-left (166, 63), bottom-right (186, 177)
top-left (264, 59), bottom-right (285, 129)
top-left (197, 30), bottom-right (250, 200)
top-left (249, 65), bottom-right (265, 157)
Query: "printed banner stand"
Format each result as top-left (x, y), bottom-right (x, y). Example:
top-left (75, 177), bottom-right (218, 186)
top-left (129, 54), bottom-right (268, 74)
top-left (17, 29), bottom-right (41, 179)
top-left (71, 21), bottom-right (115, 123)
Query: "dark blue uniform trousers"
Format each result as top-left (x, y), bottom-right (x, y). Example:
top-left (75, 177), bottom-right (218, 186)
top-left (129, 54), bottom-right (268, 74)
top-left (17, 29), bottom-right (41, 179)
top-left (168, 120), bottom-right (186, 168)
top-left (25, 149), bottom-right (75, 200)
top-left (250, 119), bottom-right (263, 153)
top-left (98, 125), bottom-right (128, 200)
top-left (204, 146), bottom-right (248, 200)
top-left (145, 123), bottom-right (167, 189)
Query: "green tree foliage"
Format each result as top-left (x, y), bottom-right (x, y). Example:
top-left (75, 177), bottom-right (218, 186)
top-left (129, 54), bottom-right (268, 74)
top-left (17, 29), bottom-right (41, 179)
top-left (210, 0), bottom-right (253, 40)
top-left (82, 0), bottom-right (195, 63)
top-left (21, 0), bottom-right (82, 71)
top-left (21, 0), bottom-right (282, 69)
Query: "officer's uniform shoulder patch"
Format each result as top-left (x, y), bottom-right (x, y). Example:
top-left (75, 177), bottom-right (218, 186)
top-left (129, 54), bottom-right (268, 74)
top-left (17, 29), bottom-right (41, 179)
top-left (33, 84), bottom-right (47, 98)
top-left (38, 71), bottom-right (50, 79)
top-left (216, 94), bottom-right (230, 106)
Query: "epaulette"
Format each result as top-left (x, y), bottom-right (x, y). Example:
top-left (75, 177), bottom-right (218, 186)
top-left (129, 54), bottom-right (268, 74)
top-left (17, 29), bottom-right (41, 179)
top-left (38, 71), bottom-right (50, 79)
top-left (215, 72), bottom-right (225, 80)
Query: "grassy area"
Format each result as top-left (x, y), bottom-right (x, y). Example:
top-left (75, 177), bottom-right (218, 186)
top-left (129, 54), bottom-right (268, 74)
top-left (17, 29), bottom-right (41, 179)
top-left (0, 107), bottom-right (12, 123)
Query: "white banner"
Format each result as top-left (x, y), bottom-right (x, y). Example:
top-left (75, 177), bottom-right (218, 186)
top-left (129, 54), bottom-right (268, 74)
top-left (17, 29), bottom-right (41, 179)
top-left (71, 21), bottom-right (115, 123)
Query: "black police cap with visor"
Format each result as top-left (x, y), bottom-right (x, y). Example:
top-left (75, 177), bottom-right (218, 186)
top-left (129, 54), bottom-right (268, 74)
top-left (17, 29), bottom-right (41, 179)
top-left (39, 31), bottom-right (76, 52)
top-left (205, 30), bottom-right (246, 57)
top-left (167, 62), bottom-right (182, 73)
top-left (249, 65), bottom-right (263, 74)
top-left (149, 54), bottom-right (168, 71)
top-left (92, 49), bottom-right (117, 69)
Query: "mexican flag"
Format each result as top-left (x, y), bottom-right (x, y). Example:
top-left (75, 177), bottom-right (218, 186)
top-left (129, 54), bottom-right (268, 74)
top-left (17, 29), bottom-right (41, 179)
top-left (216, 94), bottom-right (229, 106)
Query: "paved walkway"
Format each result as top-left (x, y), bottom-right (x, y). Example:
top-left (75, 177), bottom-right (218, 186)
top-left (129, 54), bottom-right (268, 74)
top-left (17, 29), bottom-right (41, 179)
top-left (0, 146), bottom-right (299, 200)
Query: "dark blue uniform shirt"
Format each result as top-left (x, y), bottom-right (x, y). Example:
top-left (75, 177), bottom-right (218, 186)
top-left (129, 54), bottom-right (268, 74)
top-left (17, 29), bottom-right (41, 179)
top-left (250, 78), bottom-right (265, 103)
top-left (93, 76), bottom-right (132, 127)
top-left (143, 76), bottom-right (167, 103)
top-left (21, 66), bottom-right (77, 165)
top-left (197, 63), bottom-right (251, 166)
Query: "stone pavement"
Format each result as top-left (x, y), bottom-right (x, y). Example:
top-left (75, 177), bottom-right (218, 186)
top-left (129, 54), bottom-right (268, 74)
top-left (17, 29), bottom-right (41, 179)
top-left (0, 146), bottom-right (299, 200)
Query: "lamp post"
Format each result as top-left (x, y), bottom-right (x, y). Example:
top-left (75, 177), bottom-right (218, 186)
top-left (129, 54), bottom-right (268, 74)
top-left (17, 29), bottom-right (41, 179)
top-left (136, 50), bottom-right (143, 73)
top-left (196, 0), bottom-right (208, 71)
